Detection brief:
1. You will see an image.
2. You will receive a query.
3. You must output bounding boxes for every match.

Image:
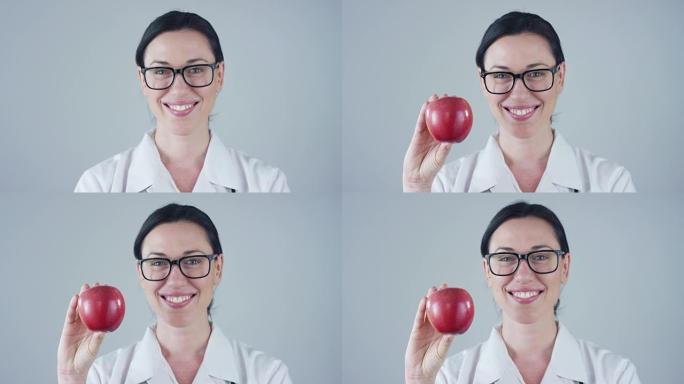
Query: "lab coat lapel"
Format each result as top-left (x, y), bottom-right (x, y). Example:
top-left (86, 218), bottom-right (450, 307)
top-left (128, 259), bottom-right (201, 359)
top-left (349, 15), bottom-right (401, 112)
top-left (125, 131), bottom-right (175, 192)
top-left (543, 323), bottom-right (589, 383)
top-left (192, 132), bottom-right (243, 192)
top-left (196, 325), bottom-right (242, 383)
top-left (468, 135), bottom-right (516, 193)
top-left (474, 327), bottom-right (522, 384)
top-left (126, 326), bottom-right (168, 384)
top-left (537, 132), bottom-right (583, 192)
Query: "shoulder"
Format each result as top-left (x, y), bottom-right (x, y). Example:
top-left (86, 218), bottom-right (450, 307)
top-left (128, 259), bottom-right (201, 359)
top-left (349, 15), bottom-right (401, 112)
top-left (74, 147), bottom-right (135, 192)
top-left (219, 146), bottom-right (290, 192)
top-left (572, 147), bottom-right (636, 192)
top-left (229, 339), bottom-right (292, 383)
top-left (577, 339), bottom-right (641, 383)
top-left (433, 151), bottom-right (481, 192)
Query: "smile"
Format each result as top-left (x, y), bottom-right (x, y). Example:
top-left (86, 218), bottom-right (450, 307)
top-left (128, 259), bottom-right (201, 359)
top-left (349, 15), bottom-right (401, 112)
top-left (160, 293), bottom-right (197, 307)
top-left (507, 290), bottom-right (543, 303)
top-left (503, 105), bottom-right (540, 121)
top-left (163, 101), bottom-right (199, 117)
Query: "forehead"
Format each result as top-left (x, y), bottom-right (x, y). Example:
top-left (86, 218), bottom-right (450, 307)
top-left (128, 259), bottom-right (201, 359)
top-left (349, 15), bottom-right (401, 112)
top-left (141, 221), bottom-right (212, 254)
top-left (489, 216), bottom-right (560, 252)
top-left (144, 29), bottom-right (215, 66)
top-left (483, 32), bottom-right (555, 71)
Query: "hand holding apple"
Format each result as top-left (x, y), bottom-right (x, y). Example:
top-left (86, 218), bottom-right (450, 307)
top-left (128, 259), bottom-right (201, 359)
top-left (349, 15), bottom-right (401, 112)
top-left (58, 283), bottom-right (116, 384)
top-left (405, 284), bottom-right (458, 384)
top-left (426, 287), bottom-right (474, 334)
top-left (403, 94), bottom-right (457, 192)
top-left (425, 97), bottom-right (473, 143)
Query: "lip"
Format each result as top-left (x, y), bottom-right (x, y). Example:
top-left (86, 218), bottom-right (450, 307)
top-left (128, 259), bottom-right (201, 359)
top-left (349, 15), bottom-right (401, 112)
top-left (163, 100), bottom-right (200, 118)
top-left (507, 289), bottom-right (543, 304)
top-left (159, 292), bottom-right (197, 309)
top-left (503, 104), bottom-right (540, 122)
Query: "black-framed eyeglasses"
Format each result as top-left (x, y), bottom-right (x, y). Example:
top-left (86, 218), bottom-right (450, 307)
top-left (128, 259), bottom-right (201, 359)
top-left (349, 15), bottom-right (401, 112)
top-left (139, 254), bottom-right (219, 281)
top-left (480, 64), bottom-right (561, 94)
top-left (484, 249), bottom-right (566, 276)
top-left (140, 63), bottom-right (220, 90)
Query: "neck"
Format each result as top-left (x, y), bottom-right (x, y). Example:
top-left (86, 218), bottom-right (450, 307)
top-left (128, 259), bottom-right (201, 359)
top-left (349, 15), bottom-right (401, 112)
top-left (500, 314), bottom-right (558, 359)
top-left (154, 125), bottom-right (211, 167)
top-left (155, 318), bottom-right (212, 360)
top-left (498, 126), bottom-right (554, 167)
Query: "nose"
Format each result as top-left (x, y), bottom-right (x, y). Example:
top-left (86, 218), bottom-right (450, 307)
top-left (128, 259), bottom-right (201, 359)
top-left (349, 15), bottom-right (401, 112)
top-left (168, 71), bottom-right (192, 93)
top-left (509, 76), bottom-right (531, 98)
top-left (166, 262), bottom-right (187, 282)
top-left (513, 258), bottom-right (536, 280)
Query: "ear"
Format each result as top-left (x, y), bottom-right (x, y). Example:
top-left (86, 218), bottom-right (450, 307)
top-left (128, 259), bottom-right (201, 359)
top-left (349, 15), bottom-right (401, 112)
top-left (213, 254), bottom-right (223, 286)
top-left (482, 258), bottom-right (493, 287)
top-left (477, 67), bottom-right (487, 95)
top-left (137, 67), bottom-right (148, 94)
top-left (555, 62), bottom-right (566, 92)
top-left (215, 62), bottom-right (225, 93)
top-left (136, 262), bottom-right (145, 286)
top-left (560, 252), bottom-right (571, 284)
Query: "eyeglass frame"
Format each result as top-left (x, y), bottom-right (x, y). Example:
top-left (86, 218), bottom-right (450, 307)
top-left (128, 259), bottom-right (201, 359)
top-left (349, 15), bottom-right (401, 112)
top-left (140, 62), bottom-right (220, 90)
top-left (483, 249), bottom-right (567, 276)
top-left (480, 63), bottom-right (562, 95)
top-left (138, 254), bottom-right (220, 281)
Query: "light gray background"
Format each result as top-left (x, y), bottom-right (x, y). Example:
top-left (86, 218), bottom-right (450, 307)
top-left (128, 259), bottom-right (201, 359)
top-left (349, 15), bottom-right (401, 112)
top-left (342, 0), bottom-right (684, 192)
top-left (342, 194), bottom-right (683, 382)
top-left (0, 194), bottom-right (340, 383)
top-left (0, 0), bottom-right (340, 192)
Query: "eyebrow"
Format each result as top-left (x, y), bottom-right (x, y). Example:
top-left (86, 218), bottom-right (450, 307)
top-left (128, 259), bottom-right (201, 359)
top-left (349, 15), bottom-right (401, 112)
top-left (487, 63), bottom-right (552, 71)
top-left (148, 58), bottom-right (211, 66)
top-left (145, 249), bottom-right (210, 258)
top-left (492, 245), bottom-right (555, 253)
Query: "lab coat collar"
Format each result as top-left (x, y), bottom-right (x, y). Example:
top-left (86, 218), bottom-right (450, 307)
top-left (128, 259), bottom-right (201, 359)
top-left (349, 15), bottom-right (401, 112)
top-left (468, 130), bottom-right (583, 193)
top-left (473, 322), bottom-right (588, 384)
top-left (125, 130), bottom-right (242, 193)
top-left (126, 323), bottom-right (241, 384)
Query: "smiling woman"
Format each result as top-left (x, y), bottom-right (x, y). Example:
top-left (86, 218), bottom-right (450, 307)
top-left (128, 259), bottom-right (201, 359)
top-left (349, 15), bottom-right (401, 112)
top-left (57, 203), bottom-right (293, 384)
top-left (404, 202), bottom-right (642, 384)
top-left (74, 11), bottom-right (290, 193)
top-left (403, 11), bottom-right (636, 193)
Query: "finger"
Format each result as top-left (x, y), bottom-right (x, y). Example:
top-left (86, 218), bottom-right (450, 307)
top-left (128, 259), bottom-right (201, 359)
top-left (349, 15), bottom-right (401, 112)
top-left (80, 284), bottom-right (89, 294)
top-left (87, 332), bottom-right (106, 356)
top-left (428, 94), bottom-right (438, 102)
top-left (413, 100), bottom-right (429, 136)
top-left (411, 296), bottom-right (428, 332)
top-left (426, 286), bottom-right (437, 297)
top-left (436, 334), bottom-right (456, 360)
top-left (63, 294), bottom-right (79, 326)
top-left (431, 143), bottom-right (453, 169)
top-left (438, 282), bottom-right (448, 290)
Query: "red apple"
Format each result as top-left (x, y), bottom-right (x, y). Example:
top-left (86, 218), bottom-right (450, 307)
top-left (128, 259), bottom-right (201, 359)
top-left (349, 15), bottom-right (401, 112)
top-left (78, 285), bottom-right (125, 332)
top-left (425, 96), bottom-right (473, 143)
top-left (426, 287), bottom-right (474, 334)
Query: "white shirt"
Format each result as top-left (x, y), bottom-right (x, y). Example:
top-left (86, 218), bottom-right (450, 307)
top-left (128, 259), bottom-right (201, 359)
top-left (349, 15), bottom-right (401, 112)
top-left (87, 324), bottom-right (292, 384)
top-left (432, 132), bottom-right (635, 192)
top-left (75, 131), bottom-right (290, 193)
top-left (436, 323), bottom-right (641, 384)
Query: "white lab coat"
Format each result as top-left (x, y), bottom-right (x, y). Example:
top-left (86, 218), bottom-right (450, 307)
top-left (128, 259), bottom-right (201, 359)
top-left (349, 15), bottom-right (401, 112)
top-left (432, 131), bottom-right (635, 192)
top-left (87, 324), bottom-right (292, 384)
top-left (436, 323), bottom-right (641, 384)
top-left (75, 131), bottom-right (290, 193)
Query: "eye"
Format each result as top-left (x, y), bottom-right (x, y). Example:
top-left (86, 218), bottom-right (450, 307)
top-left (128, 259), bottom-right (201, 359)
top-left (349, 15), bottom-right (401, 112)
top-left (526, 70), bottom-right (546, 79)
top-left (152, 68), bottom-right (171, 76)
top-left (182, 256), bottom-right (203, 265)
top-left (149, 259), bottom-right (168, 267)
top-left (492, 73), bottom-right (511, 80)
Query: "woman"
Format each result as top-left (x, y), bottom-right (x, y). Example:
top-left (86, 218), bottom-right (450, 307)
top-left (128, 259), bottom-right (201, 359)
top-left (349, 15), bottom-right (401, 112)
top-left (75, 11), bottom-right (289, 192)
top-left (403, 12), bottom-right (635, 192)
top-left (57, 203), bottom-right (292, 383)
top-left (404, 202), bottom-right (641, 383)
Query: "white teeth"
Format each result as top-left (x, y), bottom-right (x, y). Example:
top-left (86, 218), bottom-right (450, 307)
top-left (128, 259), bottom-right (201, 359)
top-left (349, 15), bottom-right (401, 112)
top-left (509, 107), bottom-right (535, 116)
top-left (168, 104), bottom-right (194, 111)
top-left (165, 295), bottom-right (192, 303)
top-left (511, 291), bottom-right (540, 299)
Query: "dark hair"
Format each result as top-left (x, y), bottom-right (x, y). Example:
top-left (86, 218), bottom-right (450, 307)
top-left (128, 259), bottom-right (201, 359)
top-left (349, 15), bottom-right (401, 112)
top-left (475, 11), bottom-right (565, 72)
top-left (135, 10), bottom-right (224, 68)
top-left (480, 201), bottom-right (569, 315)
top-left (134, 203), bottom-right (222, 315)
